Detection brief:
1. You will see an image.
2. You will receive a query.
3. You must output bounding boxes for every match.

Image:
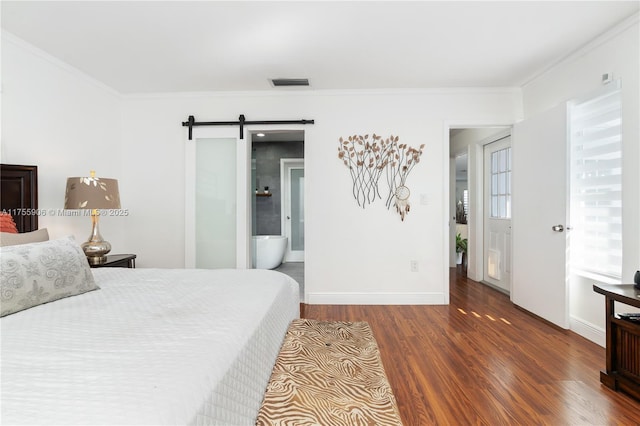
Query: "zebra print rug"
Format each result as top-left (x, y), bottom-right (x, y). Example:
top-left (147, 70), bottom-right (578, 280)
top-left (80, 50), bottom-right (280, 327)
top-left (256, 319), bottom-right (403, 425)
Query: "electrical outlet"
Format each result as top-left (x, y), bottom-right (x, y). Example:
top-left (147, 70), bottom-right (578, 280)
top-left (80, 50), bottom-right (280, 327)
top-left (410, 260), bottom-right (419, 272)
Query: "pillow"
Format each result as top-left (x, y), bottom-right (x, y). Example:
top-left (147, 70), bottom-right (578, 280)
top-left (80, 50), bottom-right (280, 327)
top-left (0, 228), bottom-right (50, 247)
top-left (0, 213), bottom-right (18, 234)
top-left (0, 236), bottom-right (99, 317)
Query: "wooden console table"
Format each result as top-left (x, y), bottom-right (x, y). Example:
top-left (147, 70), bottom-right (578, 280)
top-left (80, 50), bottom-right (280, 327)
top-left (593, 284), bottom-right (640, 400)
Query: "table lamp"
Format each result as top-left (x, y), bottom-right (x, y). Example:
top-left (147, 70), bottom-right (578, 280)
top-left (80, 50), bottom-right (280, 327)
top-left (64, 171), bottom-right (121, 265)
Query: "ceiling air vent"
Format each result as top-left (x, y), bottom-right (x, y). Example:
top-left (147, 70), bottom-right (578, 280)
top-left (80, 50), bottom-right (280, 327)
top-left (271, 78), bottom-right (309, 87)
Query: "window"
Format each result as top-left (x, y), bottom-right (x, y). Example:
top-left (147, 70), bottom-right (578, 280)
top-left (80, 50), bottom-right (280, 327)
top-left (490, 147), bottom-right (511, 219)
top-left (569, 82), bottom-right (622, 279)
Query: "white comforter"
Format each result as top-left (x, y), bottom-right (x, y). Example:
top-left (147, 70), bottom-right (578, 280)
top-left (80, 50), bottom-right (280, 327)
top-left (1, 268), bottom-right (299, 425)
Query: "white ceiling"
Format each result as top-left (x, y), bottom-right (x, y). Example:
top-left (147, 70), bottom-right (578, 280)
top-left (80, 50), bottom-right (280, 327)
top-left (2, 1), bottom-right (638, 94)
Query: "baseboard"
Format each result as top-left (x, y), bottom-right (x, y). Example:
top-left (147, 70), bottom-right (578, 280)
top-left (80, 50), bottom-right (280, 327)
top-left (570, 316), bottom-right (605, 347)
top-left (306, 292), bottom-right (446, 305)
top-left (480, 280), bottom-right (510, 296)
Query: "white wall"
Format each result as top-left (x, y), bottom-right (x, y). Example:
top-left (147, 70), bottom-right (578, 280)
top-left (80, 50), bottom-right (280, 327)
top-left (120, 89), bottom-right (520, 303)
top-left (4, 13), bottom-right (635, 313)
top-left (3, 31), bottom-right (521, 305)
top-left (1, 32), bottom-right (124, 248)
top-left (521, 16), bottom-right (640, 343)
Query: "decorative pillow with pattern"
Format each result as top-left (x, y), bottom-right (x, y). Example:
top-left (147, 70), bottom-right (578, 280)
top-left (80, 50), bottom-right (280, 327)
top-left (0, 236), bottom-right (99, 317)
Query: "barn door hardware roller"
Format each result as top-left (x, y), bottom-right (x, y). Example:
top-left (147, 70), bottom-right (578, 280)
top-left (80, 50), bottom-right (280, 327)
top-left (182, 114), bottom-right (315, 140)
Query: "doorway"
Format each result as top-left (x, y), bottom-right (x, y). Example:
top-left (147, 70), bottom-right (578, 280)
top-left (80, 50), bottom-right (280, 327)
top-left (250, 130), bottom-right (305, 298)
top-left (250, 130), bottom-right (304, 242)
top-left (449, 127), bottom-right (511, 288)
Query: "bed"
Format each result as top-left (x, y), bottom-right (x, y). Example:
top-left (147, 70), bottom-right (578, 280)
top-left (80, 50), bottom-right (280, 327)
top-left (0, 164), bottom-right (38, 233)
top-left (0, 164), bottom-right (300, 425)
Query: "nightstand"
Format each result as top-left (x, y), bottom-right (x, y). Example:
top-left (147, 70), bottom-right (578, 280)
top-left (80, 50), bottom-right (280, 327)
top-left (89, 254), bottom-right (136, 268)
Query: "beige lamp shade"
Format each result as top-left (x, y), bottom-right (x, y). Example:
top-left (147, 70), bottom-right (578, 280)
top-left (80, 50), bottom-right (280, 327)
top-left (64, 176), bottom-right (121, 210)
top-left (64, 174), bottom-right (121, 265)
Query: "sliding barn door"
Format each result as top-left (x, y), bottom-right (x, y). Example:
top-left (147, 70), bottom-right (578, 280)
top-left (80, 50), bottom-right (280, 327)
top-left (194, 138), bottom-right (237, 268)
top-left (185, 130), bottom-right (250, 270)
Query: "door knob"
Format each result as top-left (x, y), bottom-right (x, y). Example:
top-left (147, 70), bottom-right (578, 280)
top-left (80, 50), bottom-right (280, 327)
top-left (551, 224), bottom-right (564, 232)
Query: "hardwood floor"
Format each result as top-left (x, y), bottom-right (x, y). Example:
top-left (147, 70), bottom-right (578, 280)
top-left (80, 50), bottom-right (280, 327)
top-left (301, 268), bottom-right (640, 425)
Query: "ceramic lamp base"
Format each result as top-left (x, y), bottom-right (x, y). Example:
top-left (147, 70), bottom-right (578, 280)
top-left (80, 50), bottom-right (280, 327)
top-left (82, 213), bottom-right (111, 265)
top-left (82, 239), bottom-right (111, 265)
top-left (85, 253), bottom-right (108, 265)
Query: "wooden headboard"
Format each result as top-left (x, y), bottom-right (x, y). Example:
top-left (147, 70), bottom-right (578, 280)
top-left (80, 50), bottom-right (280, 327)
top-left (1, 164), bottom-right (38, 232)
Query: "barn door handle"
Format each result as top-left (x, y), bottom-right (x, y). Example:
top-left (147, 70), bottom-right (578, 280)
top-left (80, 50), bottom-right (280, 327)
top-left (551, 224), bottom-right (564, 232)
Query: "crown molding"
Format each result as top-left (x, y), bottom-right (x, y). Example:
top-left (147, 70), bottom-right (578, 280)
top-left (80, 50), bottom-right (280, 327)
top-left (2, 30), bottom-right (121, 98)
top-left (521, 11), bottom-right (639, 88)
top-left (121, 86), bottom-right (521, 100)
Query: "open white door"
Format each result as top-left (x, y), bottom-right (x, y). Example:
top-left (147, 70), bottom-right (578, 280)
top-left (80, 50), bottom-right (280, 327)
top-left (511, 104), bottom-right (569, 329)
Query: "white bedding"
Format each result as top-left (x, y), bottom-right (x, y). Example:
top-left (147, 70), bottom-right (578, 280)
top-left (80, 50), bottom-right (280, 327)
top-left (1, 268), bottom-right (299, 425)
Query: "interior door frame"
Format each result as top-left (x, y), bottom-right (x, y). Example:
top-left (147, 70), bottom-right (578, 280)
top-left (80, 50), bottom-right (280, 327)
top-left (280, 158), bottom-right (304, 262)
top-left (445, 123), bottom-right (513, 299)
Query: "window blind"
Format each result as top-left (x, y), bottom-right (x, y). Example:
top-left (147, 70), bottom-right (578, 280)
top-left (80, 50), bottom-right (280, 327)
top-left (569, 82), bottom-right (622, 279)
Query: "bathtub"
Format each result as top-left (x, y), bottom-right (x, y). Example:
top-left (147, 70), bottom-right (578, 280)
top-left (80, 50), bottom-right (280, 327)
top-left (252, 235), bottom-right (288, 269)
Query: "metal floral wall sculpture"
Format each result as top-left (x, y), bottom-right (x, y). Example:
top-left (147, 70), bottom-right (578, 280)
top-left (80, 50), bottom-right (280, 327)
top-left (337, 134), bottom-right (425, 221)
